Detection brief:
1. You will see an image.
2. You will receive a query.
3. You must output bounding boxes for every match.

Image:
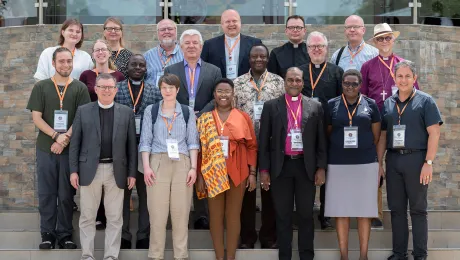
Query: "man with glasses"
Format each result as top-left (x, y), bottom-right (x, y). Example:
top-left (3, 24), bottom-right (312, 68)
top-left (299, 31), bottom-right (343, 230)
top-left (330, 15), bottom-right (378, 72)
top-left (70, 73), bottom-right (137, 260)
top-left (268, 15), bottom-right (310, 79)
top-left (144, 19), bottom-right (184, 88)
top-left (201, 9), bottom-right (262, 80)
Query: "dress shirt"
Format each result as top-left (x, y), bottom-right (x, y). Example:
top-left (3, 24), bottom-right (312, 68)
top-left (143, 44), bottom-right (184, 87)
top-left (285, 93), bottom-right (303, 155)
top-left (224, 34), bottom-right (241, 79)
top-left (330, 41), bottom-right (379, 72)
top-left (99, 105), bottom-right (114, 159)
top-left (184, 59), bottom-right (202, 98)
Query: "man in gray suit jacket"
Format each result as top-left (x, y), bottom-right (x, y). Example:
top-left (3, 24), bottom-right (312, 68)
top-left (164, 29), bottom-right (221, 229)
top-left (69, 73), bottom-right (137, 260)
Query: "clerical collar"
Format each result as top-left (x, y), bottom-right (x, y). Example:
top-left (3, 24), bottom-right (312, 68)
top-left (289, 41), bottom-right (304, 48)
top-left (225, 33), bottom-right (240, 41)
top-left (379, 53), bottom-right (394, 61)
top-left (98, 101), bottom-right (114, 109)
top-left (129, 78), bottom-right (142, 85)
top-left (311, 61), bottom-right (325, 68)
top-left (286, 93), bottom-right (301, 102)
top-left (347, 40), bottom-right (365, 52)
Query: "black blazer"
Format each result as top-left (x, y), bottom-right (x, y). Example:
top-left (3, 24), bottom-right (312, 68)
top-left (69, 102), bottom-right (138, 189)
top-left (201, 34), bottom-right (262, 78)
top-left (164, 60), bottom-right (222, 116)
top-left (258, 95), bottom-right (327, 181)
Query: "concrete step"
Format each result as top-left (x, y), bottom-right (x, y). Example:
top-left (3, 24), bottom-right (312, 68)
top-left (1, 249), bottom-right (460, 260)
top-left (1, 229), bottom-right (460, 250)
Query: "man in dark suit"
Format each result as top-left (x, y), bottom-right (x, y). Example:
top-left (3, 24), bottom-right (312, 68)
top-left (69, 73), bottom-right (137, 260)
top-left (258, 67), bottom-right (327, 260)
top-left (201, 9), bottom-right (262, 79)
top-left (164, 29), bottom-right (221, 229)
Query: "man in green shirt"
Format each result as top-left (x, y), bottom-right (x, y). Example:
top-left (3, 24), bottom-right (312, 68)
top-left (27, 47), bottom-right (90, 250)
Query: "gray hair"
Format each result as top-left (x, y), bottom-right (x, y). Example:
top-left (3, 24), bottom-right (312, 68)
top-left (306, 31), bottom-right (328, 47)
top-left (394, 60), bottom-right (417, 76)
top-left (96, 73), bottom-right (117, 86)
top-left (285, 67), bottom-right (304, 79)
top-left (179, 29), bottom-right (203, 45)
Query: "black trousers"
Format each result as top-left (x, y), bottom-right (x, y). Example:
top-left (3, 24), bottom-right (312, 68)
top-left (271, 157), bottom-right (316, 260)
top-left (36, 149), bottom-right (74, 242)
top-left (386, 150), bottom-right (428, 258)
top-left (240, 182), bottom-right (277, 245)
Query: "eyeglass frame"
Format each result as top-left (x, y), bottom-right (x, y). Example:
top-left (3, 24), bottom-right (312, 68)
top-left (104, 27), bottom-right (122, 32)
top-left (286, 26), bottom-right (305, 32)
top-left (96, 85), bottom-right (117, 91)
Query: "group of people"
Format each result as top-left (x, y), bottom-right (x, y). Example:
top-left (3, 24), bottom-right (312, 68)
top-left (26, 9), bottom-right (442, 260)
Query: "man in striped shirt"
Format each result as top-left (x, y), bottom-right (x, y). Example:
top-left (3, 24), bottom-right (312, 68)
top-left (144, 19), bottom-right (184, 88)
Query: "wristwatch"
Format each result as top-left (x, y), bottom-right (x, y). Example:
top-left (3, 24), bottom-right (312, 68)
top-left (425, 160), bottom-right (433, 166)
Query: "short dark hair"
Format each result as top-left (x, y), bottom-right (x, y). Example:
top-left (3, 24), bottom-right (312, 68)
top-left (215, 78), bottom-right (235, 89)
top-left (250, 43), bottom-right (270, 57)
top-left (96, 73), bottom-right (117, 86)
top-left (158, 74), bottom-right (180, 89)
top-left (58, 19), bottom-right (84, 49)
top-left (286, 15), bottom-right (305, 27)
top-left (342, 69), bottom-right (363, 84)
top-left (52, 47), bottom-right (73, 62)
top-left (285, 67), bottom-right (303, 79)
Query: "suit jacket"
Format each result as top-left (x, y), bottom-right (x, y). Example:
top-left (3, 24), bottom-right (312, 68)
top-left (164, 60), bottom-right (222, 116)
top-left (201, 34), bottom-right (262, 78)
top-left (258, 95), bottom-right (327, 181)
top-left (69, 102), bottom-right (138, 189)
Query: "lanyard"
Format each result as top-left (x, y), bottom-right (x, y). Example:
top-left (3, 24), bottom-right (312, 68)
top-left (225, 36), bottom-right (240, 61)
top-left (114, 48), bottom-right (123, 60)
top-left (62, 46), bottom-right (76, 57)
top-left (285, 95), bottom-right (302, 129)
top-left (127, 81), bottom-right (144, 113)
top-left (162, 112), bottom-right (177, 135)
top-left (249, 71), bottom-right (268, 101)
top-left (395, 89), bottom-right (416, 125)
top-left (378, 56), bottom-right (395, 81)
top-left (341, 94), bottom-right (362, 126)
top-left (309, 62), bottom-right (327, 97)
top-left (214, 110), bottom-right (228, 135)
top-left (348, 43), bottom-right (365, 63)
top-left (158, 46), bottom-right (173, 70)
top-left (188, 67), bottom-right (196, 97)
top-left (52, 77), bottom-right (71, 110)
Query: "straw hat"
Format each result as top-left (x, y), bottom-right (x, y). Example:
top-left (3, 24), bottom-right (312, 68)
top-left (369, 23), bottom-right (400, 41)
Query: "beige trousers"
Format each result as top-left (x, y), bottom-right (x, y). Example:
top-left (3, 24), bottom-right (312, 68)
top-left (79, 163), bottom-right (124, 260)
top-left (146, 153), bottom-right (193, 259)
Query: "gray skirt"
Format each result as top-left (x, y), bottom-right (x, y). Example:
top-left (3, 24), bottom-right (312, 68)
top-left (325, 162), bottom-right (379, 218)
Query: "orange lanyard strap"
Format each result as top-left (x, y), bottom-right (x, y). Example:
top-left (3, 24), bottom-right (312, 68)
top-left (115, 48), bottom-right (123, 60)
top-left (341, 94), bottom-right (362, 126)
top-left (348, 43), bottom-right (365, 62)
top-left (162, 112), bottom-right (177, 135)
top-left (127, 81), bottom-right (144, 113)
top-left (285, 96), bottom-right (302, 128)
top-left (378, 56), bottom-right (395, 81)
top-left (224, 36), bottom-right (240, 61)
top-left (158, 47), bottom-right (172, 70)
top-left (395, 90), bottom-right (416, 124)
top-left (214, 110), bottom-right (228, 135)
top-left (309, 63), bottom-right (327, 96)
top-left (52, 77), bottom-right (71, 110)
top-left (249, 71), bottom-right (269, 100)
top-left (188, 67), bottom-right (196, 97)
top-left (62, 46), bottom-right (76, 57)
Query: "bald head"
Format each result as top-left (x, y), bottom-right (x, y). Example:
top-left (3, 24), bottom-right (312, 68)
top-left (221, 9), bottom-right (241, 38)
top-left (345, 15), bottom-right (364, 26)
top-left (286, 67), bottom-right (303, 78)
top-left (344, 15), bottom-right (366, 46)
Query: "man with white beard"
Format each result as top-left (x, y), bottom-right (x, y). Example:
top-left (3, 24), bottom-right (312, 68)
top-left (144, 19), bottom-right (184, 88)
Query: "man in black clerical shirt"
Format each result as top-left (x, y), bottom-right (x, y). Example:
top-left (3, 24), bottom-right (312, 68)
top-left (70, 73), bottom-right (137, 260)
top-left (267, 15), bottom-right (311, 79)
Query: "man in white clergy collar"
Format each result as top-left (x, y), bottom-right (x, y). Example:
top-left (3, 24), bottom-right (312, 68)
top-left (69, 73), bottom-right (138, 260)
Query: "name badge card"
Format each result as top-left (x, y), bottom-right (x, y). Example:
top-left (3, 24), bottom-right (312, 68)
top-left (254, 100), bottom-right (264, 120)
top-left (156, 72), bottom-right (164, 88)
top-left (54, 110), bottom-right (68, 132)
top-left (166, 138), bottom-right (180, 160)
top-left (189, 98), bottom-right (195, 109)
top-left (344, 126), bottom-right (358, 148)
top-left (226, 64), bottom-right (237, 80)
top-left (391, 85), bottom-right (398, 96)
top-left (135, 115), bottom-right (142, 135)
top-left (219, 136), bottom-right (229, 158)
top-left (290, 129), bottom-right (303, 151)
top-left (393, 125), bottom-right (406, 148)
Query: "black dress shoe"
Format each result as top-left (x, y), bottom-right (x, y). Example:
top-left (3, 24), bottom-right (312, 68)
top-left (39, 232), bottom-right (55, 250)
top-left (238, 243), bottom-right (255, 249)
top-left (320, 218), bottom-right (334, 230)
top-left (194, 217), bottom-right (210, 229)
top-left (120, 238), bottom-right (132, 249)
top-left (136, 238), bottom-right (149, 249)
top-left (58, 237), bottom-right (77, 249)
top-left (261, 242), bottom-right (278, 249)
top-left (387, 254), bottom-right (408, 260)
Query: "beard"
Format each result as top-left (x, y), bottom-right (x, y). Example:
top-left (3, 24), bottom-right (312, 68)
top-left (56, 69), bottom-right (71, 78)
top-left (160, 39), bottom-right (175, 47)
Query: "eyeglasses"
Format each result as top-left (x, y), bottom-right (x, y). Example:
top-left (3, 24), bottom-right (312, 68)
top-left (93, 48), bottom-right (109, 53)
top-left (286, 26), bottom-right (305, 32)
top-left (158, 27), bottom-right (175, 32)
top-left (96, 85), bottom-right (117, 91)
top-left (342, 81), bottom-right (360, 88)
top-left (307, 45), bottom-right (326, 50)
top-left (345, 25), bottom-right (364, 30)
top-left (375, 35), bottom-right (393, 42)
top-left (104, 27), bottom-right (122, 32)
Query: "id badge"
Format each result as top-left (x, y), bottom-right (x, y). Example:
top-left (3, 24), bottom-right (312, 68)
top-left (166, 138), bottom-right (180, 160)
top-left (54, 110), bottom-right (68, 132)
top-left (391, 85), bottom-right (398, 96)
top-left (189, 98), bottom-right (195, 109)
top-left (253, 100), bottom-right (264, 121)
top-left (156, 72), bottom-right (164, 88)
top-left (393, 125), bottom-right (406, 148)
top-left (290, 129), bottom-right (303, 151)
top-left (219, 136), bottom-right (229, 158)
top-left (135, 115), bottom-right (141, 135)
top-left (344, 126), bottom-right (358, 148)
top-left (226, 64), bottom-right (237, 79)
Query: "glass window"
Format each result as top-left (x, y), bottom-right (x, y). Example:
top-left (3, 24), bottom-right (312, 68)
top-left (0, 0), bottom-right (38, 27)
top-left (420, 0), bottom-right (460, 26)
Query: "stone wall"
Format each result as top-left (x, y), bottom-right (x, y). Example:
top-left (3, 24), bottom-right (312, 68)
top-left (0, 24), bottom-right (459, 210)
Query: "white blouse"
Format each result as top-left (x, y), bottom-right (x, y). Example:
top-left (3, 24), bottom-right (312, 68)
top-left (34, 46), bottom-right (94, 81)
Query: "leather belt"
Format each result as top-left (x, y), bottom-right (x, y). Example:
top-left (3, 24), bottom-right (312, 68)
top-left (285, 154), bottom-right (304, 160)
top-left (99, 158), bottom-right (113, 163)
top-left (388, 149), bottom-right (425, 155)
